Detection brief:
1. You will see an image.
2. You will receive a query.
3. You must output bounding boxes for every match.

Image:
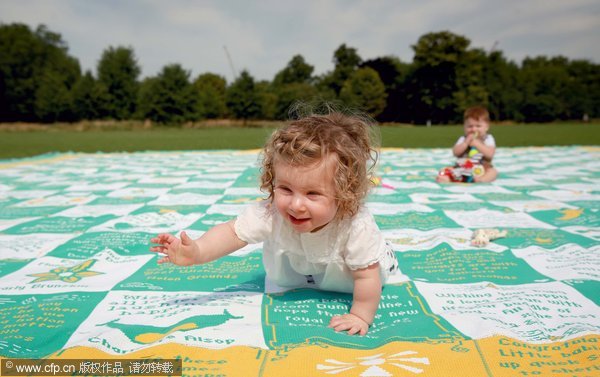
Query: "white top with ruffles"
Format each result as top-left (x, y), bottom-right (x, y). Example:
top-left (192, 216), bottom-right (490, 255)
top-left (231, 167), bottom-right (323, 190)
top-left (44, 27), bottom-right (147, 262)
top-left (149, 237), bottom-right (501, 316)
top-left (234, 200), bottom-right (395, 293)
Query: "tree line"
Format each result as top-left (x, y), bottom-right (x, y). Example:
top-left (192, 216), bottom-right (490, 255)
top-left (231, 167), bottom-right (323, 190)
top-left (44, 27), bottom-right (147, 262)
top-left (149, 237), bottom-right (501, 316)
top-left (1, 23), bottom-right (598, 125)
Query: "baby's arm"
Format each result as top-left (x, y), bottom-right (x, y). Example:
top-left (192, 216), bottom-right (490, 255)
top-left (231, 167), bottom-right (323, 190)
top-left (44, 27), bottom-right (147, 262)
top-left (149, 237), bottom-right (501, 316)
top-left (469, 138), bottom-right (495, 160)
top-left (329, 263), bottom-right (381, 336)
top-left (453, 134), bottom-right (474, 157)
top-left (150, 220), bottom-right (247, 266)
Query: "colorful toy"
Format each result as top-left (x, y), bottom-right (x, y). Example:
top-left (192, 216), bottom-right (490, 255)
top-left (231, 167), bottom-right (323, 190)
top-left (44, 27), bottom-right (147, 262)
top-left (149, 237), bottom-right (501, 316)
top-left (438, 147), bottom-right (485, 183)
top-left (471, 228), bottom-right (508, 247)
top-left (371, 176), bottom-right (395, 190)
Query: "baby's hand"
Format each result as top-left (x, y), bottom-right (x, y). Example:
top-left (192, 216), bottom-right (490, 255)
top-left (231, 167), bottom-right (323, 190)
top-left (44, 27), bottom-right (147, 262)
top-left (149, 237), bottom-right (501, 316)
top-left (465, 132), bottom-right (475, 144)
top-left (150, 231), bottom-right (198, 266)
top-left (328, 313), bottom-right (370, 336)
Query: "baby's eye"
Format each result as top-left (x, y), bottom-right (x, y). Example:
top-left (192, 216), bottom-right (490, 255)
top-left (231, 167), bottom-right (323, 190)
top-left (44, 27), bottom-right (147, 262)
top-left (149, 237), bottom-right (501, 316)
top-left (277, 186), bottom-right (292, 193)
top-left (307, 191), bottom-right (321, 197)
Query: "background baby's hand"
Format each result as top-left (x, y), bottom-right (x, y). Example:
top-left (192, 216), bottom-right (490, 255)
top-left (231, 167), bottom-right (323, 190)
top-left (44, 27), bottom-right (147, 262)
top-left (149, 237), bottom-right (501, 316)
top-left (328, 313), bottom-right (370, 336)
top-left (465, 132), bottom-right (475, 144)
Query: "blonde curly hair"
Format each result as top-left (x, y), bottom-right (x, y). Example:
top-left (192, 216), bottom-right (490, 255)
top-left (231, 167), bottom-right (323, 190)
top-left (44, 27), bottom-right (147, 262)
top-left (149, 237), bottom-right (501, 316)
top-left (260, 109), bottom-right (379, 220)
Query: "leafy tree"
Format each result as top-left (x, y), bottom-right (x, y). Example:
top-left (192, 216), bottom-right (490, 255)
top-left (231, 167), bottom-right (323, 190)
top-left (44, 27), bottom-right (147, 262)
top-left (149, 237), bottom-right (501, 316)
top-left (565, 59), bottom-right (600, 119)
top-left (449, 48), bottom-right (490, 122)
top-left (226, 70), bottom-right (261, 122)
top-left (136, 77), bottom-right (158, 121)
top-left (35, 69), bottom-right (75, 122)
top-left (360, 56), bottom-right (409, 121)
top-left (0, 23), bottom-right (38, 121)
top-left (318, 44), bottom-right (362, 96)
top-left (193, 73), bottom-right (227, 119)
top-left (516, 57), bottom-right (600, 121)
top-left (273, 55), bottom-right (314, 86)
top-left (72, 71), bottom-right (110, 120)
top-left (481, 51), bottom-right (523, 121)
top-left (272, 82), bottom-right (320, 120)
top-left (136, 64), bottom-right (197, 124)
top-left (521, 94), bottom-right (562, 122)
top-left (270, 55), bottom-right (318, 119)
top-left (0, 23), bottom-right (80, 122)
top-left (519, 56), bottom-right (569, 122)
top-left (340, 67), bottom-right (387, 117)
top-left (312, 75), bottom-right (338, 102)
top-left (405, 31), bottom-right (471, 124)
top-left (97, 46), bottom-right (140, 119)
top-left (35, 26), bottom-right (80, 122)
top-left (255, 81), bottom-right (278, 120)
top-left (333, 44), bottom-right (361, 75)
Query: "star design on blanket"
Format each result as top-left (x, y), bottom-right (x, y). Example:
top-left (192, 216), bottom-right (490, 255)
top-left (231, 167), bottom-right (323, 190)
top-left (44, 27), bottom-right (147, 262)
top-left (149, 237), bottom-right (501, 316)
top-left (28, 259), bottom-right (103, 283)
top-left (558, 208), bottom-right (584, 221)
top-left (316, 351), bottom-right (430, 375)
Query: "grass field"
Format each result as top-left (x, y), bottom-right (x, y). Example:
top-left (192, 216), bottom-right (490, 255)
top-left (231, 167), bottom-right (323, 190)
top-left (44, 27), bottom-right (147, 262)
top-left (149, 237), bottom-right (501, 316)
top-left (0, 122), bottom-right (599, 159)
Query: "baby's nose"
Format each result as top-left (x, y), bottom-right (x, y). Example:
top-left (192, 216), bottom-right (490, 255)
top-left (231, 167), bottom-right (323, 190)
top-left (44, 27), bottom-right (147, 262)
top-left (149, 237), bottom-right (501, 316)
top-left (290, 195), bottom-right (306, 211)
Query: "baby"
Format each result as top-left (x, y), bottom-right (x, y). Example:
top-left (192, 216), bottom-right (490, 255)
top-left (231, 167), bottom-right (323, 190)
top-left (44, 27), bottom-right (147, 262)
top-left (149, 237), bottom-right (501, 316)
top-left (437, 106), bottom-right (498, 183)
top-left (150, 110), bottom-right (398, 336)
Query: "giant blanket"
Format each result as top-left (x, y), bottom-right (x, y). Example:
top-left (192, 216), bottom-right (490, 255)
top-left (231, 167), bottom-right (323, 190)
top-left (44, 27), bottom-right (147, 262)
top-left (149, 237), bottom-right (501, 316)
top-left (0, 147), bottom-right (598, 376)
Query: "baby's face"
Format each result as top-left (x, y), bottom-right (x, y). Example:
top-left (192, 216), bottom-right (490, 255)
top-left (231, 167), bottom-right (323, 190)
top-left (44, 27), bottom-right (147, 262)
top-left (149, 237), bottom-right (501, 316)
top-left (272, 157), bottom-right (338, 233)
top-left (464, 117), bottom-right (489, 139)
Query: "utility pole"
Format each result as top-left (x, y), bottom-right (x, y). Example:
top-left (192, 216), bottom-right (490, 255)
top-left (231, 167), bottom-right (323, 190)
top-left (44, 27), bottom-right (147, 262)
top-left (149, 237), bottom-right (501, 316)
top-left (223, 45), bottom-right (238, 81)
top-left (489, 41), bottom-right (499, 54)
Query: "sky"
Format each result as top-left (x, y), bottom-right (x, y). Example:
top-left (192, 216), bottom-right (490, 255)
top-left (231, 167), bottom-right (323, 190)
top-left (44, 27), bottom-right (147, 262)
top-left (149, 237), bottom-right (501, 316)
top-left (1, 0), bottom-right (599, 82)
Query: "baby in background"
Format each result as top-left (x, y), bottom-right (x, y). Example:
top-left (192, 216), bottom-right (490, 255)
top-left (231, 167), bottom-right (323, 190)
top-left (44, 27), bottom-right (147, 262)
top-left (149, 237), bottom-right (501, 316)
top-left (150, 108), bottom-right (398, 336)
top-left (437, 106), bottom-right (498, 183)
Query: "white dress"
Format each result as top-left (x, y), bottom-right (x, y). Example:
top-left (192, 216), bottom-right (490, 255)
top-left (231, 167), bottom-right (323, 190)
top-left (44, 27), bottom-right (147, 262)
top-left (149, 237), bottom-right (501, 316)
top-left (234, 201), bottom-right (398, 293)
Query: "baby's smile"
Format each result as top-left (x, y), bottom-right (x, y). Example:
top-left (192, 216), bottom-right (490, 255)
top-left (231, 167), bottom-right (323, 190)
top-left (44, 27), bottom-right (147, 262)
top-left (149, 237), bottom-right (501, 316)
top-left (288, 214), bottom-right (310, 225)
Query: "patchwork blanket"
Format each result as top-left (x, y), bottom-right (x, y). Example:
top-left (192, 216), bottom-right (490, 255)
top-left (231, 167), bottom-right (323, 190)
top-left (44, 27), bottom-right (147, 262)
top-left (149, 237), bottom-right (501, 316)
top-left (0, 147), bottom-right (598, 377)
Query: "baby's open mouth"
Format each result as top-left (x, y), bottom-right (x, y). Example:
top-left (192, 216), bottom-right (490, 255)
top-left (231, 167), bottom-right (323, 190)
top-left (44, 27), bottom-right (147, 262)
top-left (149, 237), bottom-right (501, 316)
top-left (288, 214), bottom-right (310, 225)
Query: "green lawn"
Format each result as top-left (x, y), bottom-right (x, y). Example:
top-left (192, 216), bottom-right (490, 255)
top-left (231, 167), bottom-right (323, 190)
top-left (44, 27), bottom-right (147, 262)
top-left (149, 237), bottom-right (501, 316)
top-left (380, 123), bottom-right (600, 148)
top-left (0, 122), bottom-right (599, 159)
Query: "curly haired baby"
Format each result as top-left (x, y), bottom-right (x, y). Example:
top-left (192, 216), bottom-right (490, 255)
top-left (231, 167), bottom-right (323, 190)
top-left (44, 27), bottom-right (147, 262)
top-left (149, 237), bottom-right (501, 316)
top-left (150, 109), bottom-right (398, 336)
